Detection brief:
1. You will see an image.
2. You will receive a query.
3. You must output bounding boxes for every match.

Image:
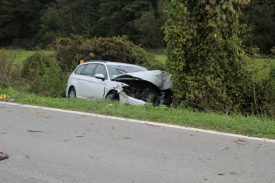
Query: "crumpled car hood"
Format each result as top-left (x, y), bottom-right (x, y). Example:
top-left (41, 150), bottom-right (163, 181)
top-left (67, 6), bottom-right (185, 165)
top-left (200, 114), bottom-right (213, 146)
top-left (112, 70), bottom-right (172, 90)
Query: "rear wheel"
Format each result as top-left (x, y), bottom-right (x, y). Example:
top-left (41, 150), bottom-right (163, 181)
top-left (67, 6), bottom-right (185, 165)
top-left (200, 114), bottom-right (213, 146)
top-left (68, 87), bottom-right (76, 99)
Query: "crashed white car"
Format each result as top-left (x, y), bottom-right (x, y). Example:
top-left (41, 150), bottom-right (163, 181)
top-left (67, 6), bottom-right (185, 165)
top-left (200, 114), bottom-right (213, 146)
top-left (66, 61), bottom-right (173, 106)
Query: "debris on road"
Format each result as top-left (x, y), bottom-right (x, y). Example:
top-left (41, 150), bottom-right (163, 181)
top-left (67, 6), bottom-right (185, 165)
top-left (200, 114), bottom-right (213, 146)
top-left (145, 123), bottom-right (160, 127)
top-left (0, 152), bottom-right (9, 161)
top-left (27, 130), bottom-right (43, 133)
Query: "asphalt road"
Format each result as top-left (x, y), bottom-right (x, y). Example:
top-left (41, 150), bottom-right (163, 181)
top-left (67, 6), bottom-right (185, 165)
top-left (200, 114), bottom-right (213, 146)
top-left (0, 102), bottom-right (275, 183)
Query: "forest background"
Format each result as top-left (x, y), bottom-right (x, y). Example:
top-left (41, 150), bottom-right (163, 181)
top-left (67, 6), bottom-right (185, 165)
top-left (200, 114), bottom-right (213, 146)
top-left (0, 0), bottom-right (274, 54)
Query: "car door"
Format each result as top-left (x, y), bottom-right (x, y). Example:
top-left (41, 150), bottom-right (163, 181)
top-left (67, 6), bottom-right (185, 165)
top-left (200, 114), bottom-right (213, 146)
top-left (77, 63), bottom-right (97, 98)
top-left (84, 64), bottom-right (108, 99)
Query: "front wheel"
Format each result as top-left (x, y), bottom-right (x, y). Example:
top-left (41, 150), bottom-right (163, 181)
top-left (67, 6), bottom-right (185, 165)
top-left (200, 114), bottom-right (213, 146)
top-left (106, 93), bottom-right (118, 101)
top-left (68, 87), bottom-right (76, 99)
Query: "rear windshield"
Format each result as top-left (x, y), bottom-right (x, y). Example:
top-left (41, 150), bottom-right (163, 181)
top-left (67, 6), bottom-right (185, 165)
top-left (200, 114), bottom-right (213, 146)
top-left (107, 64), bottom-right (147, 78)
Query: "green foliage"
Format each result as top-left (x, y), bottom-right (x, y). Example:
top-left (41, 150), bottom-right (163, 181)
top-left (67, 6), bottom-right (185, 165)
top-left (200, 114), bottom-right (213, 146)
top-left (241, 0), bottom-right (275, 54)
top-left (0, 49), bottom-right (24, 89)
top-left (271, 47), bottom-right (275, 56)
top-left (51, 35), bottom-right (163, 71)
top-left (97, 0), bottom-right (157, 43)
top-left (87, 36), bottom-right (160, 68)
top-left (164, 0), bottom-right (253, 114)
top-left (39, 0), bottom-right (159, 47)
top-left (50, 35), bottom-right (92, 72)
top-left (134, 0), bottom-right (168, 48)
top-left (22, 52), bottom-right (65, 97)
top-left (255, 65), bottom-right (275, 119)
top-left (0, 0), bottom-right (54, 47)
top-left (1, 0), bottom-right (275, 53)
top-left (39, 0), bottom-right (101, 45)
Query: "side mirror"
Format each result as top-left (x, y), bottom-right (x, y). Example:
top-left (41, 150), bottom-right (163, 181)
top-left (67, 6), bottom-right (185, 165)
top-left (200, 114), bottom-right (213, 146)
top-left (95, 73), bottom-right (105, 81)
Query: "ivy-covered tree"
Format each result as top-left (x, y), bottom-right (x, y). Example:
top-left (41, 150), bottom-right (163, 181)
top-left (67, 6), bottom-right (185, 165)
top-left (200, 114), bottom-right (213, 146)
top-left (164, 0), bottom-right (252, 113)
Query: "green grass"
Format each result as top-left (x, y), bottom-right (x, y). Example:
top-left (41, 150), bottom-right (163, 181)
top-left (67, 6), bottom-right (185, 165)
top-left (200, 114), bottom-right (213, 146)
top-left (254, 58), bottom-right (275, 73)
top-left (1, 87), bottom-right (275, 139)
top-left (245, 58), bottom-right (275, 81)
top-left (147, 49), bottom-right (167, 63)
top-left (1, 49), bottom-right (54, 63)
top-left (14, 50), bottom-right (54, 62)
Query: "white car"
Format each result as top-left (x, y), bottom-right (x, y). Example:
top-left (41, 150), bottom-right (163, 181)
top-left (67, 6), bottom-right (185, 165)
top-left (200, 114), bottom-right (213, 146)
top-left (66, 61), bottom-right (173, 106)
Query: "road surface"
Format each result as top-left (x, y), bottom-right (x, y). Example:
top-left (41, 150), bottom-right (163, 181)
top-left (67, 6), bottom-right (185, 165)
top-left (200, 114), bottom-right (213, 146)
top-left (0, 102), bottom-right (275, 183)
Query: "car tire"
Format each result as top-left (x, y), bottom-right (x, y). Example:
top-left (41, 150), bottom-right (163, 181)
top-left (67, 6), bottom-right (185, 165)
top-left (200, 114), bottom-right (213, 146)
top-left (106, 94), bottom-right (117, 101)
top-left (68, 87), bottom-right (76, 99)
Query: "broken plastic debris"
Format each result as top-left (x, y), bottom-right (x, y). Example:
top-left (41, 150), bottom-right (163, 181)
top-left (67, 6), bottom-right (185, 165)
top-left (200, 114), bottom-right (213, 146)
top-left (0, 152), bottom-right (9, 161)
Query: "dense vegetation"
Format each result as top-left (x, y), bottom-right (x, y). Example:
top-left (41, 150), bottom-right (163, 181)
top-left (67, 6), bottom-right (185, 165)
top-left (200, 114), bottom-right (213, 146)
top-left (0, 0), bottom-right (274, 53)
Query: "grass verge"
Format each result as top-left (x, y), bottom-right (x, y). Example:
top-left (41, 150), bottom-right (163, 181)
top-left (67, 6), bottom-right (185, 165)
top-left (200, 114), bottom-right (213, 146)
top-left (1, 87), bottom-right (275, 139)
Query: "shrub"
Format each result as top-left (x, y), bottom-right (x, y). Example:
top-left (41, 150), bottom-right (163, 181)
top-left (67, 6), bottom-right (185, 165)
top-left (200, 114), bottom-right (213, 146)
top-left (271, 47), bottom-right (275, 56)
top-left (51, 35), bottom-right (163, 71)
top-left (87, 36), bottom-right (156, 66)
top-left (22, 52), bottom-right (65, 97)
top-left (0, 49), bottom-right (25, 90)
top-left (50, 35), bottom-right (92, 72)
top-left (256, 66), bottom-right (275, 119)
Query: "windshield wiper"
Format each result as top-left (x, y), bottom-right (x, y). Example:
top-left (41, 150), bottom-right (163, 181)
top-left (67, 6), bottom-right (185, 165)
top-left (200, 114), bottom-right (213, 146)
top-left (116, 68), bottom-right (127, 74)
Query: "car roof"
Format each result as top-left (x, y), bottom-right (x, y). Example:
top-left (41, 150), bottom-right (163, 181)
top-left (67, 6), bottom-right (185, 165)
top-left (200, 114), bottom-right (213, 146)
top-left (83, 60), bottom-right (145, 68)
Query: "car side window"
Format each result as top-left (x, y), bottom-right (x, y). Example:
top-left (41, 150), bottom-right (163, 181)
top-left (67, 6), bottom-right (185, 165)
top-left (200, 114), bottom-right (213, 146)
top-left (74, 65), bottom-right (85, 75)
top-left (82, 64), bottom-right (96, 76)
top-left (93, 64), bottom-right (107, 79)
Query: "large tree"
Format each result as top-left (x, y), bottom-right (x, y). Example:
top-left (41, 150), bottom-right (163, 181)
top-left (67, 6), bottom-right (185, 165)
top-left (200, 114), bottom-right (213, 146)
top-left (164, 0), bottom-right (252, 113)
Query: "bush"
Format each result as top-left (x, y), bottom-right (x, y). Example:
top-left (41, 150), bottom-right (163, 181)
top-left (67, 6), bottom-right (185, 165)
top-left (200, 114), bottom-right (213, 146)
top-left (51, 35), bottom-right (164, 71)
top-left (88, 36), bottom-right (156, 65)
top-left (256, 66), bottom-right (275, 119)
top-left (0, 49), bottom-right (25, 90)
top-left (50, 35), bottom-right (92, 72)
top-left (22, 52), bottom-right (66, 97)
top-left (271, 47), bottom-right (275, 56)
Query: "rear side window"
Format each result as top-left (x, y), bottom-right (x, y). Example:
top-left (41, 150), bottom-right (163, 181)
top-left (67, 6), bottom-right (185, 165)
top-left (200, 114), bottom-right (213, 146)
top-left (82, 64), bottom-right (97, 76)
top-left (75, 65), bottom-right (85, 75)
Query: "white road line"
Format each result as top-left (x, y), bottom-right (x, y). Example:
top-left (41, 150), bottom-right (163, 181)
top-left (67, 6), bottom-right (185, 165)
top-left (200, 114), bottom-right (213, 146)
top-left (1, 101), bottom-right (275, 143)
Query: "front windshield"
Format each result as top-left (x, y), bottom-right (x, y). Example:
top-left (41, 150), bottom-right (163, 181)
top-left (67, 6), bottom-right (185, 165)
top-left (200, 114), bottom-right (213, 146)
top-left (107, 64), bottom-right (147, 78)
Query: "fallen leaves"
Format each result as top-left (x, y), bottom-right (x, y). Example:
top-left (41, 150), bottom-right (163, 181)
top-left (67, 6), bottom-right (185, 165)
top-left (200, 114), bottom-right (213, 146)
top-left (123, 136), bottom-right (130, 140)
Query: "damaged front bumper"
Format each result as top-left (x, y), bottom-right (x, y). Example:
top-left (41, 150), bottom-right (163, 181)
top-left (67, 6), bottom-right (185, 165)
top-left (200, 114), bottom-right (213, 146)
top-left (119, 91), bottom-right (146, 105)
top-left (111, 70), bottom-right (173, 106)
